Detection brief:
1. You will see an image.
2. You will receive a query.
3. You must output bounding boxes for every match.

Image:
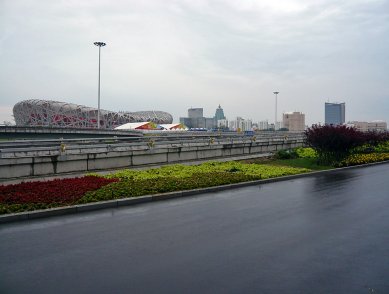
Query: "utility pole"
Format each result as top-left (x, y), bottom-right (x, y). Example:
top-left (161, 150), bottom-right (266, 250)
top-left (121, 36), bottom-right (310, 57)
top-left (94, 42), bottom-right (106, 129)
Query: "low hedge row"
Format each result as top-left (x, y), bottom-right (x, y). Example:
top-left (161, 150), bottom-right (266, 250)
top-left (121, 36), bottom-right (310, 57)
top-left (103, 161), bottom-right (308, 181)
top-left (77, 172), bottom-right (259, 204)
top-left (79, 161), bottom-right (310, 203)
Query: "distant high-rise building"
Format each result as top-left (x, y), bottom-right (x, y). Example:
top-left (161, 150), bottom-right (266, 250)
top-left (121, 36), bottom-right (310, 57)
top-left (180, 107), bottom-right (216, 129)
top-left (283, 112), bottom-right (305, 131)
top-left (214, 105), bottom-right (226, 121)
top-left (325, 102), bottom-right (345, 125)
top-left (259, 120), bottom-right (269, 130)
top-left (188, 108), bottom-right (203, 118)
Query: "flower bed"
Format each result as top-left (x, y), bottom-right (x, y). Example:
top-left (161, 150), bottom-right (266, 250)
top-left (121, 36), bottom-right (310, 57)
top-left (79, 162), bottom-right (309, 203)
top-left (78, 172), bottom-right (260, 204)
top-left (103, 161), bottom-right (308, 180)
top-left (0, 176), bottom-right (118, 214)
top-left (1, 162), bottom-right (309, 215)
top-left (338, 153), bottom-right (389, 167)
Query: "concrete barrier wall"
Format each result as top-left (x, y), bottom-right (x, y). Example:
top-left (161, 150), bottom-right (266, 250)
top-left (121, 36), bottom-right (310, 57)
top-left (0, 136), bottom-right (304, 179)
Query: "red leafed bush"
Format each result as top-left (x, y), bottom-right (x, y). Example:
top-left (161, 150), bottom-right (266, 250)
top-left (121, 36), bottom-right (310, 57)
top-left (305, 125), bottom-right (389, 165)
top-left (0, 176), bottom-right (118, 205)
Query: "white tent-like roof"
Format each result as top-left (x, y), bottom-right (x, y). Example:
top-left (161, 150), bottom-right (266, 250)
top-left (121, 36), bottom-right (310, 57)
top-left (159, 123), bottom-right (187, 130)
top-left (114, 122), bottom-right (150, 130)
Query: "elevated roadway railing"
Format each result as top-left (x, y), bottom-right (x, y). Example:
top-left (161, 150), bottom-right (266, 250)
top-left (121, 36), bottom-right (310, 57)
top-left (0, 132), bottom-right (305, 180)
top-left (0, 125), bottom-right (143, 140)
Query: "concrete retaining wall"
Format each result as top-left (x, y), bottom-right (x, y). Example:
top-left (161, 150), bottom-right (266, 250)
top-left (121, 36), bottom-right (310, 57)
top-left (0, 136), bottom-right (304, 179)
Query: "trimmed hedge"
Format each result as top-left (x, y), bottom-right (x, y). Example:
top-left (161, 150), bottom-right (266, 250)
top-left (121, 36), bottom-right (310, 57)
top-left (77, 172), bottom-right (259, 203)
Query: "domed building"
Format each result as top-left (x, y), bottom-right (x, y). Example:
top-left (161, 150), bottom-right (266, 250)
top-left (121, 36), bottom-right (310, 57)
top-left (13, 99), bottom-right (173, 129)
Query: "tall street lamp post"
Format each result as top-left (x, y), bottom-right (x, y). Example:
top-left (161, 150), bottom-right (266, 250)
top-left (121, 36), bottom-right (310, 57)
top-left (94, 41), bottom-right (106, 129)
top-left (273, 91), bottom-right (279, 131)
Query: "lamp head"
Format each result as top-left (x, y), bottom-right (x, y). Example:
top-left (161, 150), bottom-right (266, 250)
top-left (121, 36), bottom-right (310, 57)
top-left (94, 42), bottom-right (106, 47)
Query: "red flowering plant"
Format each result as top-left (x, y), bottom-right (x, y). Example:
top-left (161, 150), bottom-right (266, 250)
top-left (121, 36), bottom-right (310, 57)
top-left (0, 176), bottom-right (118, 214)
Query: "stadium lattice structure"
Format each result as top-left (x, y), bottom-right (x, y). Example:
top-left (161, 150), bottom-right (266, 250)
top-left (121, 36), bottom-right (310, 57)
top-left (13, 99), bottom-right (173, 129)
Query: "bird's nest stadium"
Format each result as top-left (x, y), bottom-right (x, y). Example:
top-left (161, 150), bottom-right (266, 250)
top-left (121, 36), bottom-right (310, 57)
top-left (13, 99), bottom-right (173, 129)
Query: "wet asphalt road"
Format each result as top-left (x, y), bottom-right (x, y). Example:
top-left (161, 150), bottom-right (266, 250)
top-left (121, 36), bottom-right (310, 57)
top-left (1, 164), bottom-right (389, 294)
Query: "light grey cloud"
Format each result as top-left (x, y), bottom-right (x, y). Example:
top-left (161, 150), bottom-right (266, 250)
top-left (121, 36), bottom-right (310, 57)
top-left (0, 0), bottom-right (388, 125)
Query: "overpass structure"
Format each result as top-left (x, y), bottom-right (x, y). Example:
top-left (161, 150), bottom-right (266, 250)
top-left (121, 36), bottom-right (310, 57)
top-left (0, 132), bottom-right (304, 180)
top-left (0, 125), bottom-right (143, 140)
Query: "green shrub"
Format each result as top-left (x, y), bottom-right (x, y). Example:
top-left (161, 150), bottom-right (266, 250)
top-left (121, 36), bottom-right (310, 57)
top-left (276, 149), bottom-right (298, 159)
top-left (374, 141), bottom-right (389, 153)
top-left (295, 147), bottom-right (317, 158)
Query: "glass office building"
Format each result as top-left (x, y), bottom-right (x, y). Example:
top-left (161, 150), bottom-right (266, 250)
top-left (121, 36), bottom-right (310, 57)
top-left (325, 102), bottom-right (345, 125)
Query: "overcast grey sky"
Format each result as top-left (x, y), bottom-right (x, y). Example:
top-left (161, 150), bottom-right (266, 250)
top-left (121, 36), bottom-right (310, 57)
top-left (1, 0), bottom-right (388, 125)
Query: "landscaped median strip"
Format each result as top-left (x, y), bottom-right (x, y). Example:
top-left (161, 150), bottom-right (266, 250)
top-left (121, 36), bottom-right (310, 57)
top-left (0, 175), bottom-right (290, 224)
top-left (1, 159), bottom-right (389, 224)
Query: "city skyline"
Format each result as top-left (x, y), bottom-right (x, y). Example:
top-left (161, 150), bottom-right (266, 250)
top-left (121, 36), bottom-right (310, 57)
top-left (1, 0), bottom-right (388, 125)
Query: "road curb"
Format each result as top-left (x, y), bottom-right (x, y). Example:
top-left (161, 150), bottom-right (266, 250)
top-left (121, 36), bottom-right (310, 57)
top-left (1, 160), bottom-right (388, 224)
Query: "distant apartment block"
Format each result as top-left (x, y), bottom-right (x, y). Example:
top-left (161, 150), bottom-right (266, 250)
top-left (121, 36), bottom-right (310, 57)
top-left (217, 119), bottom-right (228, 129)
top-left (368, 121), bottom-right (387, 132)
top-left (348, 121), bottom-right (368, 132)
top-left (348, 121), bottom-right (387, 132)
top-left (325, 102), bottom-right (345, 125)
top-left (283, 112), bottom-right (305, 131)
top-left (259, 120), bottom-right (269, 130)
top-left (228, 117), bottom-right (252, 132)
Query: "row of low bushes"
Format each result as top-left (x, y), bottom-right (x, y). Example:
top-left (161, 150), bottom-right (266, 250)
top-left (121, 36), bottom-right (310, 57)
top-left (102, 161), bottom-right (309, 180)
top-left (78, 172), bottom-right (259, 204)
top-left (275, 147), bottom-right (317, 160)
top-left (276, 147), bottom-right (389, 168)
top-left (274, 125), bottom-right (389, 167)
top-left (0, 162), bottom-right (309, 214)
